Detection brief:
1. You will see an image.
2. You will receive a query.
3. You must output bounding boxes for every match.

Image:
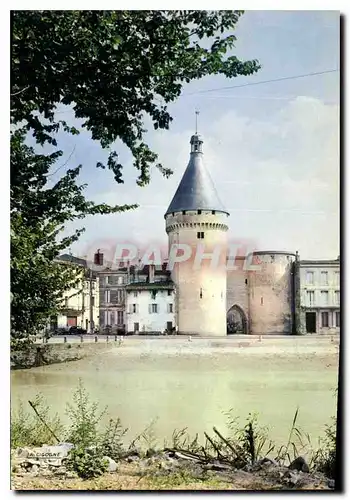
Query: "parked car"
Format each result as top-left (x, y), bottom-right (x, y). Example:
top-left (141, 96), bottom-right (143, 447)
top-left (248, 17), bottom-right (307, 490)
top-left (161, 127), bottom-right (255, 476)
top-left (68, 326), bottom-right (87, 335)
top-left (51, 327), bottom-right (69, 336)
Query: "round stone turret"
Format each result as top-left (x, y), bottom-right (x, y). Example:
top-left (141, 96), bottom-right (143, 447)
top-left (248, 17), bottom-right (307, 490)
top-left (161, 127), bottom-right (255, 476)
top-left (165, 134), bottom-right (229, 336)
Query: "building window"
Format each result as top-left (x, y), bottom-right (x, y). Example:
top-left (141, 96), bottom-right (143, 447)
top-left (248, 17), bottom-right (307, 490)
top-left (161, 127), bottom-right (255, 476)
top-left (335, 271), bottom-right (340, 286)
top-left (168, 303), bottom-right (173, 313)
top-left (334, 291), bottom-right (340, 305)
top-left (133, 291), bottom-right (138, 297)
top-left (167, 290), bottom-right (172, 296)
top-left (320, 291), bottom-right (329, 306)
top-left (134, 322), bottom-right (139, 332)
top-left (320, 271), bottom-right (328, 286)
top-left (149, 304), bottom-right (158, 314)
top-left (197, 210), bottom-right (202, 215)
top-left (260, 297), bottom-right (264, 305)
top-left (321, 312), bottom-right (329, 328)
top-left (105, 276), bottom-right (110, 286)
top-left (200, 288), bottom-right (203, 299)
top-left (104, 290), bottom-right (110, 303)
top-left (91, 297), bottom-right (95, 307)
top-left (336, 311), bottom-right (340, 327)
top-left (132, 304), bottom-right (138, 313)
top-left (151, 290), bottom-right (157, 300)
top-left (306, 291), bottom-right (315, 306)
top-left (117, 290), bottom-right (124, 303)
top-left (212, 210), bottom-right (215, 215)
top-left (197, 232), bottom-right (204, 239)
top-left (117, 311), bottom-right (124, 325)
top-left (118, 276), bottom-right (124, 285)
top-left (306, 271), bottom-right (314, 285)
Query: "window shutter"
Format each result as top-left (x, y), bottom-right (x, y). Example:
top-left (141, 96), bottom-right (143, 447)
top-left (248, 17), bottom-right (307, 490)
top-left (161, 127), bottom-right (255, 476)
top-left (129, 304), bottom-right (132, 313)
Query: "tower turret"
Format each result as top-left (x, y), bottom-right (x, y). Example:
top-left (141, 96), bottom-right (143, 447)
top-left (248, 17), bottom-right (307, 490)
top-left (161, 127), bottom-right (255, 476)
top-left (165, 133), bottom-right (229, 336)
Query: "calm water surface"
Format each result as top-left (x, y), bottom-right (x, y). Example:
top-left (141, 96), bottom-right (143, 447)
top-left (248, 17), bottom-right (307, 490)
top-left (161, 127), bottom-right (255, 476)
top-left (11, 339), bottom-right (338, 448)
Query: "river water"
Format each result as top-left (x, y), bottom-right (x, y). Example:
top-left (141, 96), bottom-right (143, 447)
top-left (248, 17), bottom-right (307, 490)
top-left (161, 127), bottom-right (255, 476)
top-left (11, 337), bottom-right (339, 449)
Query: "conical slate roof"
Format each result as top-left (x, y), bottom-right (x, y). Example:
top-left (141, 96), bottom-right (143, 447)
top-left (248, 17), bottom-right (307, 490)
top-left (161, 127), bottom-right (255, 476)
top-left (165, 134), bottom-right (229, 216)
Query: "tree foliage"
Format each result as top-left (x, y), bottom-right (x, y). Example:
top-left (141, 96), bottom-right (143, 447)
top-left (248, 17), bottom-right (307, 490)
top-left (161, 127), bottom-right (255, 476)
top-left (11, 10), bottom-right (260, 184)
top-left (10, 10), bottom-right (260, 338)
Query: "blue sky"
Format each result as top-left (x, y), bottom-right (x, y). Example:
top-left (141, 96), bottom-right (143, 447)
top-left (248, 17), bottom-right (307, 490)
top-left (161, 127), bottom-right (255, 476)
top-left (42, 10), bottom-right (340, 261)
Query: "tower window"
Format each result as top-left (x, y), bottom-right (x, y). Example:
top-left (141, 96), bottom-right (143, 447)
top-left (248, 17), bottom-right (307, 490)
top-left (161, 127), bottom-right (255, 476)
top-left (200, 288), bottom-right (203, 299)
top-left (182, 210), bottom-right (186, 215)
top-left (245, 279), bottom-right (248, 285)
top-left (197, 232), bottom-right (204, 239)
top-left (197, 210), bottom-right (202, 215)
top-left (212, 210), bottom-right (216, 215)
top-left (261, 297), bottom-right (264, 305)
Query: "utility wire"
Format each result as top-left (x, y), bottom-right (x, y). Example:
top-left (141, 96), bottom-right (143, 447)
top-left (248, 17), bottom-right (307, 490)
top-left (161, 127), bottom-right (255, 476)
top-left (45, 145), bottom-right (76, 178)
top-left (182, 69), bottom-right (339, 96)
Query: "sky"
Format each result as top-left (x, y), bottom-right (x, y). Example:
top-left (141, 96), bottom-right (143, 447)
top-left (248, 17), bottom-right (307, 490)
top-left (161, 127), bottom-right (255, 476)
top-left (41, 10), bottom-right (340, 261)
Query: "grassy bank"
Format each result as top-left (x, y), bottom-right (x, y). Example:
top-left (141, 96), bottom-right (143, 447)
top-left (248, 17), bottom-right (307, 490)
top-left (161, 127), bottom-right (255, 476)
top-left (11, 381), bottom-right (337, 490)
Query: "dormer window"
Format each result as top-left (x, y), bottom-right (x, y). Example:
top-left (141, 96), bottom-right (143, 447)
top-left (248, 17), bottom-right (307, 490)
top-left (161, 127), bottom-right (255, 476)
top-left (198, 210), bottom-right (202, 215)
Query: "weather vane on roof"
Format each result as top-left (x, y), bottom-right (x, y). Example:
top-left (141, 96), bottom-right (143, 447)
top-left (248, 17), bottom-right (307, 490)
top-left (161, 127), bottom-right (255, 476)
top-left (195, 110), bottom-right (199, 134)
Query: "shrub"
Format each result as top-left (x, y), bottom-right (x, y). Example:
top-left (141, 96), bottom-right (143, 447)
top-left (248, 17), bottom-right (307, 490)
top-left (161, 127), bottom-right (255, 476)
top-left (11, 395), bottom-right (64, 448)
top-left (129, 418), bottom-right (159, 456)
top-left (313, 418), bottom-right (336, 479)
top-left (100, 418), bottom-right (127, 461)
top-left (66, 446), bottom-right (108, 479)
top-left (223, 410), bottom-right (275, 465)
top-left (65, 379), bottom-right (106, 448)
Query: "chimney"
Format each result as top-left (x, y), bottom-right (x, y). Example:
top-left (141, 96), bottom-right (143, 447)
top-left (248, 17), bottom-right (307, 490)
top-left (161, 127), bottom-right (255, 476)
top-left (149, 264), bottom-right (155, 283)
top-left (94, 250), bottom-right (103, 266)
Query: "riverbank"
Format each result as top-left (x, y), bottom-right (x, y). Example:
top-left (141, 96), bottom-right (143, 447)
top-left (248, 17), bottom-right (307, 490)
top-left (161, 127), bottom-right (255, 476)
top-left (11, 334), bottom-right (340, 369)
top-left (11, 448), bottom-right (334, 491)
top-left (10, 376), bottom-right (338, 491)
top-left (11, 342), bottom-right (114, 369)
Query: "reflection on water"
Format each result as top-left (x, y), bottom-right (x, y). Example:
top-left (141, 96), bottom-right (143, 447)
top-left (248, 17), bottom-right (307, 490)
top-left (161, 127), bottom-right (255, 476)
top-left (11, 345), bottom-right (338, 447)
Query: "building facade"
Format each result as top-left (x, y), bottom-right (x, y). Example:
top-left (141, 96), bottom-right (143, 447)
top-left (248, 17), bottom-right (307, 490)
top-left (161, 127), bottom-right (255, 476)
top-left (125, 265), bottom-right (175, 334)
top-left (53, 254), bottom-right (99, 332)
top-left (298, 258), bottom-right (340, 335)
top-left (98, 266), bottom-right (129, 333)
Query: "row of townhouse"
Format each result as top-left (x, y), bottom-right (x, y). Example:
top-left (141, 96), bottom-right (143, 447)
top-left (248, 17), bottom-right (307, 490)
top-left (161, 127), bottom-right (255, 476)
top-left (98, 259), bottom-right (176, 334)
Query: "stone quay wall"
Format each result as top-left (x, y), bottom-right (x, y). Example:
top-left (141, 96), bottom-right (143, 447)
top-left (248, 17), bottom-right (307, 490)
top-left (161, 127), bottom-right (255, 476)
top-left (11, 342), bottom-right (113, 370)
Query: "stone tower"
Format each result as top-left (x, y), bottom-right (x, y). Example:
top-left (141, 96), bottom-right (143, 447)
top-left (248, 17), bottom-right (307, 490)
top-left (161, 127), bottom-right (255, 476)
top-left (248, 251), bottom-right (296, 335)
top-left (165, 133), bottom-right (229, 336)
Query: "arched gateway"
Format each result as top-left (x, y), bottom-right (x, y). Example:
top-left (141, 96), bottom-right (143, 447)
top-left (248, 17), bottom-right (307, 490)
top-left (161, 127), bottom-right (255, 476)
top-left (227, 305), bottom-right (248, 335)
